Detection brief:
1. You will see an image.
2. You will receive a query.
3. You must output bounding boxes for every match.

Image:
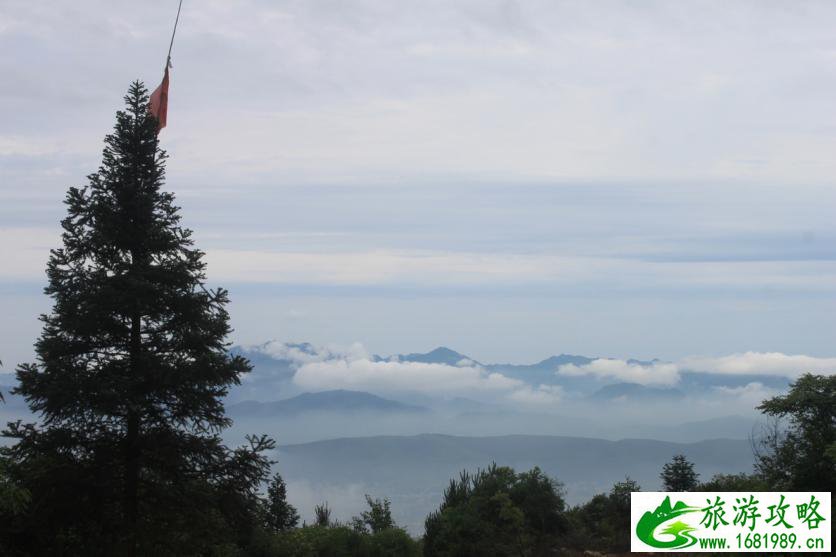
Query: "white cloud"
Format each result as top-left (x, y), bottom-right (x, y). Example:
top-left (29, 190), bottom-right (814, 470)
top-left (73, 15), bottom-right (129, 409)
top-left (6, 1), bottom-right (836, 192)
top-left (254, 341), bottom-right (835, 397)
top-left (8, 229), bottom-right (836, 295)
top-left (202, 249), bottom-right (601, 286)
top-left (507, 384), bottom-right (564, 406)
top-left (0, 136), bottom-right (63, 157)
top-left (680, 352), bottom-right (836, 378)
top-left (555, 352), bottom-right (836, 388)
top-left (557, 359), bottom-right (681, 386)
top-left (293, 357), bottom-right (522, 395)
top-left (199, 248), bottom-right (836, 291)
top-left (3, 1), bottom-right (836, 377)
top-left (0, 227), bottom-right (59, 280)
top-left (289, 349), bottom-right (572, 408)
top-left (713, 382), bottom-right (779, 406)
top-left (254, 340), bottom-right (368, 365)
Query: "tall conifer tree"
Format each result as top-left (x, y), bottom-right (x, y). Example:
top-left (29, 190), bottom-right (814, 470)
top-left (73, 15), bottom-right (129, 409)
top-left (263, 472), bottom-right (299, 533)
top-left (660, 454), bottom-right (699, 492)
top-left (2, 82), bottom-right (272, 556)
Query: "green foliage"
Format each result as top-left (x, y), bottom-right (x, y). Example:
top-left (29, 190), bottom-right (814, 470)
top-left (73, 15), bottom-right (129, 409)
top-left (423, 463), bottom-right (567, 557)
top-left (608, 477), bottom-right (639, 512)
top-left (827, 442), bottom-right (836, 462)
top-left (698, 472), bottom-right (769, 492)
top-left (755, 373), bottom-right (835, 491)
top-left (0, 82), bottom-right (273, 556)
top-left (366, 527), bottom-right (421, 557)
top-left (0, 366), bottom-right (29, 522)
top-left (353, 495), bottom-right (395, 534)
top-left (0, 458), bottom-right (29, 516)
top-left (254, 525), bottom-right (420, 557)
top-left (314, 503), bottom-right (332, 527)
top-left (264, 473), bottom-right (300, 533)
top-left (566, 477), bottom-right (639, 553)
top-left (660, 454), bottom-right (699, 492)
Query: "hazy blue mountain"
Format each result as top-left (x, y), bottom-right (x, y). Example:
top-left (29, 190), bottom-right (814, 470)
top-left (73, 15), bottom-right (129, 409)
top-left (0, 387), bottom-right (33, 428)
top-left (395, 346), bottom-right (476, 366)
top-left (228, 390), bottom-right (427, 418)
top-left (590, 382), bottom-right (686, 401)
top-left (389, 348), bottom-right (614, 392)
top-left (276, 433), bottom-right (755, 533)
top-left (671, 415), bottom-right (760, 440)
top-left (487, 354), bottom-right (601, 392)
top-left (0, 387), bottom-right (23, 408)
top-left (627, 357), bottom-right (660, 365)
top-left (440, 396), bottom-right (501, 414)
top-left (227, 342), bottom-right (319, 402)
top-left (488, 353), bottom-right (594, 372)
top-left (679, 371), bottom-right (791, 392)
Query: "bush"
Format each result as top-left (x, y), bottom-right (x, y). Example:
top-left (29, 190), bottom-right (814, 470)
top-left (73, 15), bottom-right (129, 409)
top-left (698, 473), bottom-right (769, 492)
top-left (423, 464), bottom-right (567, 556)
top-left (565, 478), bottom-right (639, 554)
top-left (265, 525), bottom-right (419, 557)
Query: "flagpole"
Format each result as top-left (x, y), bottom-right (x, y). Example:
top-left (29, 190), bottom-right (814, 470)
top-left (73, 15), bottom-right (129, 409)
top-left (150, 0), bottom-right (181, 132)
top-left (166, 0), bottom-right (184, 67)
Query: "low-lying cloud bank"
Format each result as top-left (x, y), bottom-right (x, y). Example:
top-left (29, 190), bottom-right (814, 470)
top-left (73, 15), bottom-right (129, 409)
top-left (712, 382), bottom-right (780, 406)
top-left (253, 341), bottom-right (836, 406)
top-left (559, 352), bottom-right (836, 387)
top-left (294, 358), bottom-right (521, 394)
top-left (558, 359), bottom-right (680, 386)
top-left (292, 358), bottom-right (566, 407)
top-left (680, 352), bottom-right (836, 377)
top-left (251, 340), bottom-right (559, 406)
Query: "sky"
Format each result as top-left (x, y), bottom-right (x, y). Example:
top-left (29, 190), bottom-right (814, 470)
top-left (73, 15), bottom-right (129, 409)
top-left (2, 0), bottom-right (836, 369)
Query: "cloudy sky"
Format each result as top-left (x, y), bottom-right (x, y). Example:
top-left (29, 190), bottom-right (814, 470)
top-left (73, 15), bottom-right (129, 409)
top-left (2, 0), bottom-right (836, 369)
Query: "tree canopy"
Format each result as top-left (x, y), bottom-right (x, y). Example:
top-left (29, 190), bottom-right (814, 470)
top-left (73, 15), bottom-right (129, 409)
top-left (660, 454), bottom-right (699, 492)
top-left (755, 373), bottom-right (835, 492)
top-left (353, 495), bottom-right (396, 534)
top-left (264, 473), bottom-right (300, 533)
top-left (566, 477), bottom-right (639, 554)
top-left (423, 464), bottom-right (568, 557)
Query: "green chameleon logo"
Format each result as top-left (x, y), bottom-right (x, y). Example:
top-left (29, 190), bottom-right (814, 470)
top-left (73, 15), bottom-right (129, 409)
top-left (636, 496), bottom-right (701, 550)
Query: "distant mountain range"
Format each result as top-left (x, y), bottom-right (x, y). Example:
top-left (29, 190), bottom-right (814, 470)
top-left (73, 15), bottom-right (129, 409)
top-left (276, 433), bottom-right (756, 533)
top-left (228, 390), bottom-right (426, 418)
top-left (228, 341), bottom-right (791, 403)
top-left (0, 342), bottom-right (786, 447)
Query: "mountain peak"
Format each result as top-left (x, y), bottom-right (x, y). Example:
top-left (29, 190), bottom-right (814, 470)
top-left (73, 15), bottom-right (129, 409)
top-left (399, 346), bottom-right (476, 366)
top-left (229, 389), bottom-right (427, 417)
top-left (537, 354), bottom-right (594, 367)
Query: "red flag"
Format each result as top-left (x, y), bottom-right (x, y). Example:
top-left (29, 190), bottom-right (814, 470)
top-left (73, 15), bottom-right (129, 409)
top-left (149, 65), bottom-right (170, 132)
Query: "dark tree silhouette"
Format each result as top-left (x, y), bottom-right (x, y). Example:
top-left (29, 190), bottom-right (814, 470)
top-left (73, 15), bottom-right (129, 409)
top-left (755, 373), bottom-right (835, 491)
top-left (660, 454), bottom-right (699, 492)
top-left (424, 464), bottom-right (567, 556)
top-left (314, 502), bottom-right (333, 527)
top-left (264, 472), bottom-right (299, 532)
top-left (566, 477), bottom-right (640, 554)
top-left (699, 473), bottom-right (768, 492)
top-left (359, 495), bottom-right (395, 534)
top-left (0, 82), bottom-right (272, 556)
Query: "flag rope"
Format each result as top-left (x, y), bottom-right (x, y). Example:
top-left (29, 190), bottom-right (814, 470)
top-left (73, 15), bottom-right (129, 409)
top-left (166, 0), bottom-right (184, 68)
